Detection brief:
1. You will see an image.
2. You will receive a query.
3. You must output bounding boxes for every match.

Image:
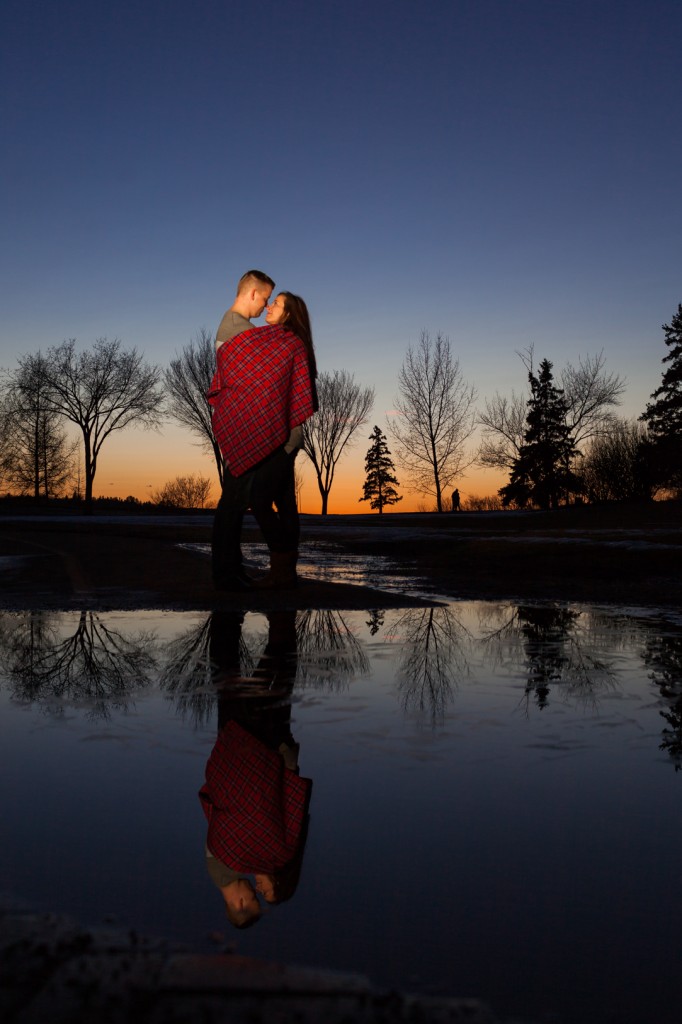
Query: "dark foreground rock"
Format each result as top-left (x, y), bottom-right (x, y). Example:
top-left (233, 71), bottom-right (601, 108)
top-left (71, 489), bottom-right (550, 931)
top-left (0, 904), bottom-right (496, 1024)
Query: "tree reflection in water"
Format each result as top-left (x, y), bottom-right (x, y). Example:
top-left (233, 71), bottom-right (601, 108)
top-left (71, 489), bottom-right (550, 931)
top-left (295, 609), bottom-right (370, 689)
top-left (159, 609), bottom-right (370, 725)
top-left (366, 609), bottom-right (385, 636)
top-left (160, 612), bottom-right (262, 726)
top-left (3, 604), bottom-right (682, 773)
top-left (642, 627), bottom-right (682, 771)
top-left (392, 606), bottom-right (471, 724)
top-left (480, 603), bottom-right (617, 711)
top-left (0, 610), bottom-right (157, 718)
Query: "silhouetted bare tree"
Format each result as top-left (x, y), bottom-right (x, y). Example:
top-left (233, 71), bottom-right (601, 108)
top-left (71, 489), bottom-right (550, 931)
top-left (302, 369), bottom-right (374, 514)
top-left (151, 473), bottom-right (214, 508)
top-left (479, 346), bottom-right (624, 476)
top-left (478, 391), bottom-right (526, 473)
top-left (577, 418), bottom-right (654, 501)
top-left (40, 338), bottom-right (164, 510)
top-left (389, 331), bottom-right (476, 512)
top-left (165, 328), bottom-right (224, 485)
top-left (1, 353), bottom-right (77, 499)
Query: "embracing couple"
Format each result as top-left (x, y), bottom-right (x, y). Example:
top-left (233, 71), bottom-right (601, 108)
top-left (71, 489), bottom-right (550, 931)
top-left (208, 270), bottom-right (318, 591)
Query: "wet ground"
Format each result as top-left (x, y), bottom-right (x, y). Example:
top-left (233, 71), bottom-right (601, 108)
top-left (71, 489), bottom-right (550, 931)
top-left (1, 502), bottom-right (681, 610)
top-left (2, 593), bottom-right (682, 1023)
top-left (1, 507), bottom-right (681, 1023)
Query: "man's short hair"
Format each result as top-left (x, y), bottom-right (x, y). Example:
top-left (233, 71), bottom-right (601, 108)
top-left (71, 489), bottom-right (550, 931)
top-left (237, 269), bottom-right (275, 294)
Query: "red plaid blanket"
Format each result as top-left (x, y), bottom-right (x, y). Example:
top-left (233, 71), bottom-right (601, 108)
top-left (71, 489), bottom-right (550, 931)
top-left (199, 720), bottom-right (311, 873)
top-left (207, 325), bottom-right (315, 476)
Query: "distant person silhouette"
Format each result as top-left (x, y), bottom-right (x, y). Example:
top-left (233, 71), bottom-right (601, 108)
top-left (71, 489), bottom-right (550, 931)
top-left (451, 488), bottom-right (461, 512)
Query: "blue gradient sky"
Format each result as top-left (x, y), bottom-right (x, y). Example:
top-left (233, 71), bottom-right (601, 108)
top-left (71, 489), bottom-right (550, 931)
top-left (1, 0), bottom-right (680, 509)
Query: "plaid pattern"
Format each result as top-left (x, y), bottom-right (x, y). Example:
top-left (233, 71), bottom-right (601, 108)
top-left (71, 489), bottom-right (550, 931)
top-left (207, 325), bottom-right (315, 477)
top-left (199, 720), bottom-right (311, 874)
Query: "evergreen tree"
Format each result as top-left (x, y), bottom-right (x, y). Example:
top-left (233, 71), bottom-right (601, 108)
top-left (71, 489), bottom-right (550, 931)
top-left (500, 359), bottom-right (580, 510)
top-left (360, 426), bottom-right (402, 513)
top-left (640, 303), bottom-right (682, 490)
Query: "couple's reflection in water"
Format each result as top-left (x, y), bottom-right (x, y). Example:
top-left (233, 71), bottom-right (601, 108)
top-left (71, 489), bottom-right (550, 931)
top-left (199, 610), bottom-right (312, 928)
top-left (160, 607), bottom-right (371, 926)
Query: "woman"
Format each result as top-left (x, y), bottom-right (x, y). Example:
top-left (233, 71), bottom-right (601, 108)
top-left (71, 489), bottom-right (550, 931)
top-left (249, 292), bottom-right (318, 588)
top-left (265, 292), bottom-right (317, 382)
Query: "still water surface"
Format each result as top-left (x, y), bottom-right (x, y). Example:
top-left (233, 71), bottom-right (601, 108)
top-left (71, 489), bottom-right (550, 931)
top-left (1, 601), bottom-right (681, 1023)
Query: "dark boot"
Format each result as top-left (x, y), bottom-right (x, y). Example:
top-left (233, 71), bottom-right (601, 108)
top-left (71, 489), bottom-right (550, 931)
top-left (253, 551), bottom-right (298, 590)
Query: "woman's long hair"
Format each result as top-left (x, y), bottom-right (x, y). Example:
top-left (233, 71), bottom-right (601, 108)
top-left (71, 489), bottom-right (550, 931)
top-left (279, 292), bottom-right (317, 380)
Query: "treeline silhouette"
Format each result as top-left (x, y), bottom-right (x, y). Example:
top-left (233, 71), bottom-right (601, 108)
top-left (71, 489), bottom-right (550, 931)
top-left (2, 302), bottom-right (679, 513)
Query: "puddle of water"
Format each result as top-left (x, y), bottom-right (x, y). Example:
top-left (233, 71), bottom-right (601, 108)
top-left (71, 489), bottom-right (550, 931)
top-left (181, 540), bottom-right (424, 593)
top-left (1, 601), bottom-right (681, 1024)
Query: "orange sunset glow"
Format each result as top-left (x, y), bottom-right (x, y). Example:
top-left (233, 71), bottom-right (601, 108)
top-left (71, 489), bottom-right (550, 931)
top-left (92, 425), bottom-right (506, 514)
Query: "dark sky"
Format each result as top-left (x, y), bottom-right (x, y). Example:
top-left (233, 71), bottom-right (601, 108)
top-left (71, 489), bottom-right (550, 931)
top-left (1, 0), bottom-right (680, 503)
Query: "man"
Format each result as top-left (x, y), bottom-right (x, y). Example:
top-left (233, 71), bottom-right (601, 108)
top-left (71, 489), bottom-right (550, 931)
top-left (215, 269), bottom-right (274, 350)
top-left (209, 270), bottom-right (315, 590)
top-left (210, 270), bottom-right (274, 589)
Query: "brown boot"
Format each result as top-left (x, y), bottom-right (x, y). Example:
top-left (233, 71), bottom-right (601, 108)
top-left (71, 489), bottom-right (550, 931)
top-left (254, 550), bottom-right (298, 590)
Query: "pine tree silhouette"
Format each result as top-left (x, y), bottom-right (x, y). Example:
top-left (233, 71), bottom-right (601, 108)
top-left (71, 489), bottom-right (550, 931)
top-left (360, 426), bottom-right (402, 514)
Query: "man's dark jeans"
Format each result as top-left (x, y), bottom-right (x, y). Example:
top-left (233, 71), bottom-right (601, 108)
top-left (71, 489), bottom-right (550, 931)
top-left (212, 446), bottom-right (299, 582)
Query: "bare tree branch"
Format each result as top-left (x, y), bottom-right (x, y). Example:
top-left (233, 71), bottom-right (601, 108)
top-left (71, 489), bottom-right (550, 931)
top-left (477, 347), bottom-right (625, 473)
top-left (389, 331), bottom-right (476, 512)
top-left (301, 370), bottom-right (374, 514)
top-left (40, 338), bottom-right (164, 509)
top-left (477, 391), bottom-right (526, 471)
top-left (1, 353), bottom-right (78, 499)
top-left (164, 328), bottom-right (224, 485)
top-left (560, 351), bottom-right (626, 447)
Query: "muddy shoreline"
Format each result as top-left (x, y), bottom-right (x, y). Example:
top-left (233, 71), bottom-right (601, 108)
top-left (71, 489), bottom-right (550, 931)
top-left (0, 502), bottom-right (680, 610)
